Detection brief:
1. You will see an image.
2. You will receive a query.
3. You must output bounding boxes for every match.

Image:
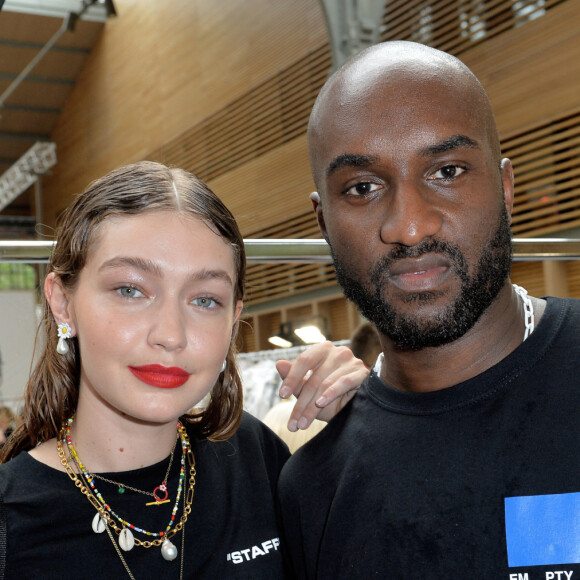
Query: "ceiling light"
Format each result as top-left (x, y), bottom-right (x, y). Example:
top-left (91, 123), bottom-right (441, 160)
top-left (294, 324), bottom-right (327, 344)
top-left (268, 335), bottom-right (294, 349)
top-left (268, 316), bottom-right (329, 348)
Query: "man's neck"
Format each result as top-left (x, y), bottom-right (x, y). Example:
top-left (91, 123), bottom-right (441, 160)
top-left (379, 284), bottom-right (546, 393)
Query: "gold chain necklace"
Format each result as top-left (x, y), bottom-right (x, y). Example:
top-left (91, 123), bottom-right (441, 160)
top-left (63, 418), bottom-right (189, 545)
top-left (57, 420), bottom-right (196, 564)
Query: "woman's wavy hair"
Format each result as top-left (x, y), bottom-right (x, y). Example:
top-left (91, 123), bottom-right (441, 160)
top-left (1, 161), bottom-right (246, 462)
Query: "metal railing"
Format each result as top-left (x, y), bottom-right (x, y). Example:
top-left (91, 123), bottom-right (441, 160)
top-left (1, 238), bottom-right (580, 264)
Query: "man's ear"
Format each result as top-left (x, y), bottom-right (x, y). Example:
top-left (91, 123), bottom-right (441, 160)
top-left (44, 272), bottom-right (75, 334)
top-left (500, 158), bottom-right (515, 224)
top-left (310, 191), bottom-right (329, 243)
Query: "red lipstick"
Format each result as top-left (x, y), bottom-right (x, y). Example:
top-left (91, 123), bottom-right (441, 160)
top-left (129, 364), bottom-right (191, 389)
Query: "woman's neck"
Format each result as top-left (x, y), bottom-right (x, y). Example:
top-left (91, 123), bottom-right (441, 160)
top-left (68, 406), bottom-right (180, 473)
top-left (29, 405), bottom-right (180, 474)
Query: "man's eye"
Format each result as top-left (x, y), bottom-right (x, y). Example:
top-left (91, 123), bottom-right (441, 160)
top-left (118, 286), bottom-right (143, 298)
top-left (345, 182), bottom-right (380, 196)
top-left (431, 165), bottom-right (465, 179)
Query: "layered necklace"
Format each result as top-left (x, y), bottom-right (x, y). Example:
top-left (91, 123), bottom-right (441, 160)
top-left (57, 417), bottom-right (196, 578)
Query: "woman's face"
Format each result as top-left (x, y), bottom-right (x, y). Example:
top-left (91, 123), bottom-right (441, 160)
top-left (62, 210), bottom-right (242, 426)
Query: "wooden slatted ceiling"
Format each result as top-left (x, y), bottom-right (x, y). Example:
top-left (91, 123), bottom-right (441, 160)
top-left (380, 0), bottom-right (566, 53)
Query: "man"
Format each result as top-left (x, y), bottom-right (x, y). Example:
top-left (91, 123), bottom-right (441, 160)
top-left (277, 41), bottom-right (580, 579)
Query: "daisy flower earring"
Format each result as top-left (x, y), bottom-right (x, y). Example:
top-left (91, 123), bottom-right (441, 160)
top-left (57, 322), bottom-right (73, 355)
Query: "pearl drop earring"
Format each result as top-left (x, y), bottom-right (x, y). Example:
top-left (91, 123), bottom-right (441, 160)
top-left (57, 322), bottom-right (72, 355)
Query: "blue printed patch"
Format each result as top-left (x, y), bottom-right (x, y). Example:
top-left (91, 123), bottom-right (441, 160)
top-left (505, 492), bottom-right (580, 567)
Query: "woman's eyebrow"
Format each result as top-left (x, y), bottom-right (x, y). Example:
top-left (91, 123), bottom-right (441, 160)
top-left (99, 256), bottom-right (162, 276)
top-left (99, 257), bottom-right (234, 287)
top-left (187, 268), bottom-right (234, 287)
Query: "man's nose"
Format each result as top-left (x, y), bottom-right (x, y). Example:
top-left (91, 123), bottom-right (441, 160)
top-left (380, 179), bottom-right (443, 247)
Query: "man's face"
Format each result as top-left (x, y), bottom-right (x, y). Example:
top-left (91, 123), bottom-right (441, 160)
top-left (310, 70), bottom-right (514, 350)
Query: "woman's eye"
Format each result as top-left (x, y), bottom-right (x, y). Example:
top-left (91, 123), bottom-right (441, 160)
top-left (431, 165), bottom-right (466, 180)
top-left (345, 182), bottom-right (380, 196)
top-left (117, 286), bottom-right (143, 298)
top-left (193, 297), bottom-right (217, 309)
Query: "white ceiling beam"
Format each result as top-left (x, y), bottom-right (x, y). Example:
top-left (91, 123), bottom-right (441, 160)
top-left (3, 0), bottom-right (113, 23)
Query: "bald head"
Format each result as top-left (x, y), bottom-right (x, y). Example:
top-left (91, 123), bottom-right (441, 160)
top-left (308, 41), bottom-right (501, 189)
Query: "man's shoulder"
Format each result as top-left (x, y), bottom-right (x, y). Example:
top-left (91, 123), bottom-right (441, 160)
top-left (278, 381), bottom-right (373, 488)
top-left (540, 296), bottom-right (580, 341)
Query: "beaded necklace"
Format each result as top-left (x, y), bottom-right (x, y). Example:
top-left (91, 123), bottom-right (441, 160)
top-left (57, 418), bottom-right (196, 563)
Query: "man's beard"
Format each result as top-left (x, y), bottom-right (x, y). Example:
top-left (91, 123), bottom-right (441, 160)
top-left (331, 205), bottom-right (513, 351)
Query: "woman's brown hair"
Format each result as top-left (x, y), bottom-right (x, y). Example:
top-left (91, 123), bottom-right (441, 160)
top-left (1, 161), bottom-right (246, 462)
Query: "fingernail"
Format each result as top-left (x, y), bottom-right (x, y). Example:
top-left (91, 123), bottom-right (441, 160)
top-left (288, 419), bottom-right (298, 432)
top-left (279, 386), bottom-right (291, 399)
top-left (315, 396), bottom-right (327, 407)
top-left (298, 417), bottom-right (308, 430)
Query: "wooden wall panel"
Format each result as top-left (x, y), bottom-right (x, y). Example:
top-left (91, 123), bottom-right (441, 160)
top-left (510, 262), bottom-right (545, 298)
top-left (41, 0), bottom-right (326, 226)
top-left (208, 136), bottom-right (315, 234)
top-left (566, 260), bottom-right (580, 298)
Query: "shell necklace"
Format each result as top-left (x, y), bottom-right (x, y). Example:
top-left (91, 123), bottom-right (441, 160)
top-left (57, 418), bottom-right (196, 563)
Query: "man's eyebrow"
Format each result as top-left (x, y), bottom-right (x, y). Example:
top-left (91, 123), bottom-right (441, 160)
top-left (326, 154), bottom-right (379, 178)
top-left (99, 258), bottom-right (234, 286)
top-left (421, 134), bottom-right (480, 156)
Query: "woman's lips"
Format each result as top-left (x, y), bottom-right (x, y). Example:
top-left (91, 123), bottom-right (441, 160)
top-left (129, 365), bottom-right (191, 389)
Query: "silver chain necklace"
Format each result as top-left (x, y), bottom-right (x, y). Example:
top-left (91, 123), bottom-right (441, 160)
top-left (512, 284), bottom-right (535, 340)
top-left (372, 283), bottom-right (536, 375)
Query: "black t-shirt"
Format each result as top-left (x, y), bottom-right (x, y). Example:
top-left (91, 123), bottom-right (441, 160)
top-left (278, 297), bottom-right (580, 579)
top-left (0, 412), bottom-right (290, 579)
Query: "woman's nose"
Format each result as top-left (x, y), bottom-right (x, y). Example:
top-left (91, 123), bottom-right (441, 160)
top-left (147, 299), bottom-right (188, 351)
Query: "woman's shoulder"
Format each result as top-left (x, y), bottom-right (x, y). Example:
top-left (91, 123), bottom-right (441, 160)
top-left (0, 451), bottom-right (39, 497)
top-left (233, 411), bottom-right (290, 455)
top-left (187, 412), bottom-right (290, 469)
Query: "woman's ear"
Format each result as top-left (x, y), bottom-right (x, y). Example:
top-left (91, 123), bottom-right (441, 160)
top-left (44, 273), bottom-right (75, 334)
top-left (233, 300), bottom-right (243, 324)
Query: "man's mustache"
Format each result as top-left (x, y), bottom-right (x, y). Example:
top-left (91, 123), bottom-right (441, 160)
top-left (370, 238), bottom-right (468, 281)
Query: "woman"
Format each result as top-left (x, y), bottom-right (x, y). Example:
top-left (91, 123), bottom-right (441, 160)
top-left (0, 162), bottom-right (367, 579)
